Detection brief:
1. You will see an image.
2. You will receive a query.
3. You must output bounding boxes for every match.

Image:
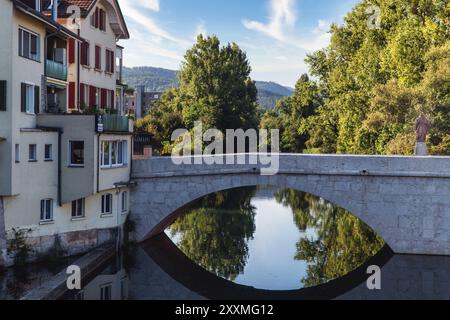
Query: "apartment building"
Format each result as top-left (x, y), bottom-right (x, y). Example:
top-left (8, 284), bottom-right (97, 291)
top-left (0, 0), bottom-right (131, 268)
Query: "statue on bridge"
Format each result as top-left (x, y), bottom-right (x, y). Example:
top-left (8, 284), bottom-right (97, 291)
top-left (415, 114), bottom-right (430, 156)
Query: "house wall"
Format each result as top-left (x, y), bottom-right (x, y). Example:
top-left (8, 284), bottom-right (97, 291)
top-left (98, 133), bottom-right (132, 192)
top-left (1, 3), bottom-right (47, 196)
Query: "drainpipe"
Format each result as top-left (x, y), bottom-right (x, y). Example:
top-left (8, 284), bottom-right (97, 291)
top-left (51, 0), bottom-right (58, 22)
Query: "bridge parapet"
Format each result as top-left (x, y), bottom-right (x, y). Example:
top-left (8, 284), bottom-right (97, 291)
top-left (132, 154), bottom-right (450, 179)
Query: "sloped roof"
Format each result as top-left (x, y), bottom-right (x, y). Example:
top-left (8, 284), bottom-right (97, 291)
top-left (42, 0), bottom-right (129, 39)
top-left (42, 0), bottom-right (96, 18)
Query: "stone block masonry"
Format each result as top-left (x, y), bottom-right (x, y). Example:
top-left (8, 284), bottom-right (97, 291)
top-left (130, 154), bottom-right (450, 256)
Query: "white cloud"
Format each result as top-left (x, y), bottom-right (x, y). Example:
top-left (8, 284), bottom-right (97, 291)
top-left (242, 0), bottom-right (296, 42)
top-left (243, 0), bottom-right (331, 51)
top-left (120, 0), bottom-right (189, 46)
top-left (140, 0), bottom-right (160, 12)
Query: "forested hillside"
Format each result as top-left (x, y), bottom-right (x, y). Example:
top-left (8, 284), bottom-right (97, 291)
top-left (122, 67), bottom-right (292, 109)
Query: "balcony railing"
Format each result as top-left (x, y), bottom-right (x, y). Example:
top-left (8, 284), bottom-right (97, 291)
top-left (96, 114), bottom-right (131, 133)
top-left (46, 59), bottom-right (68, 81)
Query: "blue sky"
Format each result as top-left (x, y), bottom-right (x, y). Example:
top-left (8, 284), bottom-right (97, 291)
top-left (119, 0), bottom-right (360, 87)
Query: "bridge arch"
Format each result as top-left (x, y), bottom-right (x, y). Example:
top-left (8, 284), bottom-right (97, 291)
top-left (130, 154), bottom-right (450, 256)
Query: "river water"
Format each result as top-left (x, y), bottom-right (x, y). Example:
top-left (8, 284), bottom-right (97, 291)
top-left (2, 186), bottom-right (450, 300)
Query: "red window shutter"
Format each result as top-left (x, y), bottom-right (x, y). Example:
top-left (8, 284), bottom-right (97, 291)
top-left (95, 8), bottom-right (99, 28)
top-left (100, 9), bottom-right (105, 31)
top-left (68, 38), bottom-right (75, 64)
top-left (89, 86), bottom-right (97, 107)
top-left (95, 46), bottom-right (101, 69)
top-left (68, 82), bottom-right (76, 109)
top-left (79, 83), bottom-right (85, 107)
top-left (101, 88), bottom-right (107, 109)
top-left (110, 51), bottom-right (114, 73)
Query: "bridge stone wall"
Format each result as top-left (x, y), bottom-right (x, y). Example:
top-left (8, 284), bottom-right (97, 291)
top-left (131, 154), bottom-right (450, 256)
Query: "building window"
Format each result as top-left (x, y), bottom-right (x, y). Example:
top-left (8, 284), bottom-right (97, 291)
top-left (0, 80), bottom-right (6, 111)
top-left (44, 144), bottom-right (53, 161)
top-left (15, 144), bottom-right (20, 162)
top-left (69, 141), bottom-right (84, 166)
top-left (29, 144), bottom-right (37, 161)
top-left (120, 277), bottom-right (128, 300)
top-left (121, 191), bottom-right (128, 213)
top-left (101, 194), bottom-right (113, 215)
top-left (71, 198), bottom-right (85, 218)
top-left (40, 199), bottom-right (53, 222)
top-left (80, 42), bottom-right (90, 66)
top-left (91, 8), bottom-right (106, 31)
top-left (95, 45), bottom-right (101, 70)
top-left (21, 83), bottom-right (38, 114)
top-left (100, 284), bottom-right (112, 300)
top-left (105, 49), bottom-right (114, 73)
top-left (19, 28), bottom-right (40, 62)
top-left (101, 141), bottom-right (127, 168)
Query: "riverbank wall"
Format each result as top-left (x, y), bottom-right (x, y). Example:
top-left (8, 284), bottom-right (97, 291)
top-left (2, 226), bottom-right (119, 268)
top-left (21, 243), bottom-right (116, 300)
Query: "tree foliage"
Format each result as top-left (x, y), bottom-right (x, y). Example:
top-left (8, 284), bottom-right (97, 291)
top-left (300, 0), bottom-right (450, 155)
top-left (136, 35), bottom-right (259, 155)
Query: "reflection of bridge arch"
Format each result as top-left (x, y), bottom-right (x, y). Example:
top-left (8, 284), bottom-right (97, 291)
top-left (141, 233), bottom-right (393, 300)
top-left (131, 154), bottom-right (450, 255)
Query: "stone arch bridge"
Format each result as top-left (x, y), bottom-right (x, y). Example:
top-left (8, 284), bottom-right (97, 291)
top-left (130, 154), bottom-right (450, 256)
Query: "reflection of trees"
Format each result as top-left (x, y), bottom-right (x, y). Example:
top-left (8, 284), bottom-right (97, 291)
top-left (169, 188), bottom-right (257, 281)
top-left (274, 189), bottom-right (385, 287)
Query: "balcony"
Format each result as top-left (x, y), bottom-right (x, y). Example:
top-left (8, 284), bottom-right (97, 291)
top-left (96, 114), bottom-right (133, 133)
top-left (46, 59), bottom-right (68, 81)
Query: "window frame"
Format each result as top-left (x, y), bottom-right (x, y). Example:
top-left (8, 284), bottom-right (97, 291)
top-left (71, 198), bottom-right (85, 219)
top-left (40, 199), bottom-right (53, 222)
top-left (100, 141), bottom-right (127, 168)
top-left (100, 283), bottom-right (112, 300)
top-left (101, 193), bottom-right (113, 216)
top-left (28, 144), bottom-right (37, 162)
top-left (15, 144), bottom-right (20, 163)
top-left (121, 191), bottom-right (128, 213)
top-left (44, 144), bottom-right (53, 161)
top-left (69, 141), bottom-right (85, 167)
top-left (18, 27), bottom-right (40, 62)
top-left (24, 82), bottom-right (35, 114)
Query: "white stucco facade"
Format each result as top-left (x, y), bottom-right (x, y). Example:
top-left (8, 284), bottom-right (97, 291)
top-left (0, 0), bottom-right (131, 267)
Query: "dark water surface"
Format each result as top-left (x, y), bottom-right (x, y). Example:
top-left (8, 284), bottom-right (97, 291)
top-left (3, 186), bottom-right (450, 300)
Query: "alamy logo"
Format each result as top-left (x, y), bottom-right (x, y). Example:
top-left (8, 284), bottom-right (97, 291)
top-left (171, 121), bottom-right (280, 175)
top-left (366, 5), bottom-right (382, 30)
top-left (366, 265), bottom-right (381, 290)
top-left (66, 265), bottom-right (81, 290)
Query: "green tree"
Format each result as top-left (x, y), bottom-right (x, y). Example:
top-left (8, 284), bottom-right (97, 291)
top-left (135, 35), bottom-right (259, 154)
top-left (302, 0), bottom-right (449, 155)
top-left (260, 74), bottom-right (322, 153)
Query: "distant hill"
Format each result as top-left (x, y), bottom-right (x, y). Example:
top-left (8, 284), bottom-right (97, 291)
top-left (122, 66), bottom-right (293, 109)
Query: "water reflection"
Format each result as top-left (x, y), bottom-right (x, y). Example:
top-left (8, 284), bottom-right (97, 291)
top-left (166, 186), bottom-right (385, 290)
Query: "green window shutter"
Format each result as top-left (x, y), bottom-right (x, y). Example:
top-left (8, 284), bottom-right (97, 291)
top-left (34, 85), bottom-right (40, 114)
top-left (21, 83), bottom-right (26, 112)
top-left (0, 81), bottom-right (6, 111)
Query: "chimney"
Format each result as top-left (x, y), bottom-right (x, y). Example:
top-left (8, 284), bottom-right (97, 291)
top-left (51, 0), bottom-right (58, 21)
